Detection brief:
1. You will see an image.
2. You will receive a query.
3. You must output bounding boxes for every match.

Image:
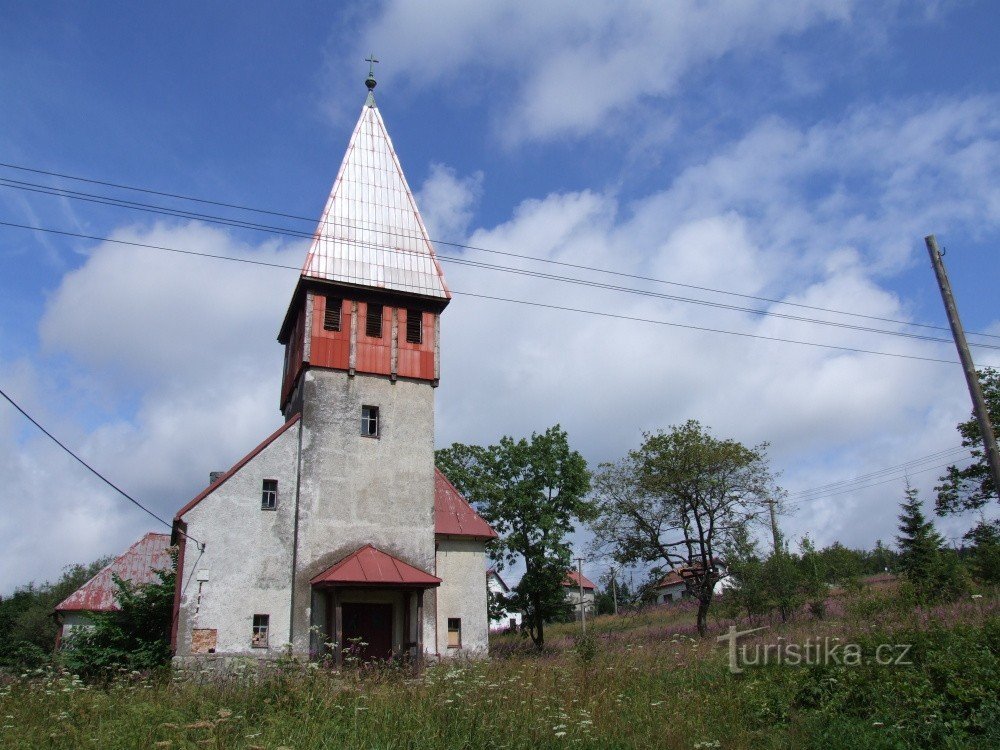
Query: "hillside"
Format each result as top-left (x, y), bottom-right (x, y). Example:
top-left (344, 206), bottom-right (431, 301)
top-left (1, 581), bottom-right (998, 749)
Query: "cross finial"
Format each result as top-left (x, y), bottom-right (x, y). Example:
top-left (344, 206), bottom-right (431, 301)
top-left (364, 54), bottom-right (379, 90)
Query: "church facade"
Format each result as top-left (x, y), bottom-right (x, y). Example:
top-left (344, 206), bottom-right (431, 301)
top-left (170, 76), bottom-right (495, 667)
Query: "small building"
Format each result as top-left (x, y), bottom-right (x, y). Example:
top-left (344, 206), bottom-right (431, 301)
top-left (54, 532), bottom-right (173, 645)
top-left (562, 570), bottom-right (596, 619)
top-left (652, 562), bottom-right (728, 604)
top-left (487, 569), bottom-right (522, 631)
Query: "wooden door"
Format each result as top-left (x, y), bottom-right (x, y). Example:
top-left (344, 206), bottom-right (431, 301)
top-left (341, 603), bottom-right (393, 661)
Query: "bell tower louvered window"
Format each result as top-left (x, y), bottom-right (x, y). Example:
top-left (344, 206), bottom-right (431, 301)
top-left (323, 297), bottom-right (342, 331)
top-left (405, 309), bottom-right (423, 344)
top-left (366, 303), bottom-right (383, 338)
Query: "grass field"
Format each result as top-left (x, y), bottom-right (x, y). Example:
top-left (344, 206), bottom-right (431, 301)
top-left (2, 583), bottom-right (998, 749)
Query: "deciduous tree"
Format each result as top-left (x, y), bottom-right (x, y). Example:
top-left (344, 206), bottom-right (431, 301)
top-left (436, 425), bottom-right (591, 648)
top-left (591, 420), bottom-right (782, 637)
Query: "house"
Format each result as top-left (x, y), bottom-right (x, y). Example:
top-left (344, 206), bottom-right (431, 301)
top-left (652, 561), bottom-right (728, 604)
top-left (562, 570), bottom-right (596, 619)
top-left (487, 568), bottom-right (522, 631)
top-left (54, 532), bottom-right (173, 645)
top-left (53, 71), bottom-right (499, 669)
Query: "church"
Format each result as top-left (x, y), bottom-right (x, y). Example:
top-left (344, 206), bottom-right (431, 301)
top-left (166, 70), bottom-right (497, 667)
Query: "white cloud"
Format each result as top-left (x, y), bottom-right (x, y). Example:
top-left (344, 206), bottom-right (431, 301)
top-left (416, 164), bottom-right (483, 241)
top-left (338, 0), bottom-right (869, 143)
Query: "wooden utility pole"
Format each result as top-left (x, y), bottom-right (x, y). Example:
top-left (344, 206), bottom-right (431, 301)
top-left (611, 568), bottom-right (619, 616)
top-left (925, 235), bottom-right (1000, 499)
top-left (768, 497), bottom-right (782, 554)
top-left (576, 557), bottom-right (586, 634)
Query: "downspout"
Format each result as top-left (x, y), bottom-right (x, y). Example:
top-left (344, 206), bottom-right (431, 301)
top-left (289, 417), bottom-right (305, 652)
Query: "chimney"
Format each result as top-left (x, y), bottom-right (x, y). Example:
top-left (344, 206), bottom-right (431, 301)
top-left (209, 471), bottom-right (225, 485)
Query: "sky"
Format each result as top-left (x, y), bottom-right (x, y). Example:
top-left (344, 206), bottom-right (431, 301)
top-left (1, 1), bottom-right (999, 593)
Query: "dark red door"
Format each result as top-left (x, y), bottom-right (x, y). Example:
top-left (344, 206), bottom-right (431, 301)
top-left (341, 603), bottom-right (393, 661)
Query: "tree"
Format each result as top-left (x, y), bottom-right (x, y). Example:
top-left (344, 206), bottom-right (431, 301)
top-left (963, 519), bottom-right (1000, 584)
top-left (436, 425), bottom-right (592, 648)
top-left (0, 557), bottom-right (111, 672)
top-left (798, 536), bottom-right (827, 619)
top-left (591, 420), bottom-right (782, 637)
top-left (61, 552), bottom-right (176, 680)
top-left (896, 485), bottom-right (965, 604)
top-left (936, 367), bottom-right (1000, 517)
top-left (720, 525), bottom-right (770, 623)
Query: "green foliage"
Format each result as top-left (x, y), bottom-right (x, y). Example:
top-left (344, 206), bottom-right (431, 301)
top-left (896, 485), bottom-right (968, 604)
top-left (762, 549), bottom-right (805, 623)
top-left (964, 519), bottom-right (1000, 585)
top-left (799, 536), bottom-right (827, 619)
top-left (936, 367), bottom-right (1000, 516)
top-left (436, 425), bottom-right (592, 648)
top-left (721, 526), bottom-right (771, 622)
top-left (61, 551), bottom-right (177, 680)
top-left (591, 420), bottom-right (782, 636)
top-left (0, 557), bottom-right (111, 672)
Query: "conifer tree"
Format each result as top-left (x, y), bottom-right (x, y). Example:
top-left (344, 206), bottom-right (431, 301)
top-left (896, 485), bottom-right (947, 603)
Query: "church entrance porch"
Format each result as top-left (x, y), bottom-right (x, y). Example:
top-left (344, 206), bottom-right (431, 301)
top-left (309, 544), bottom-right (441, 668)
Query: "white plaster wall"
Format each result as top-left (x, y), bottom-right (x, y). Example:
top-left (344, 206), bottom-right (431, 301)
top-left (176, 423), bottom-right (300, 656)
top-left (292, 370), bottom-right (437, 654)
top-left (59, 612), bottom-right (96, 642)
top-left (487, 576), bottom-right (522, 630)
top-left (435, 538), bottom-right (489, 656)
top-left (565, 588), bottom-right (597, 616)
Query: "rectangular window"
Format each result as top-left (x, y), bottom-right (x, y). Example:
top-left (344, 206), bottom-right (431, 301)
top-left (251, 614), bottom-right (269, 648)
top-left (405, 309), bottom-right (423, 344)
top-left (447, 618), bottom-right (462, 648)
top-left (261, 479), bottom-right (277, 510)
top-left (361, 405), bottom-right (379, 438)
top-left (323, 297), bottom-right (342, 331)
top-left (365, 303), bottom-right (383, 338)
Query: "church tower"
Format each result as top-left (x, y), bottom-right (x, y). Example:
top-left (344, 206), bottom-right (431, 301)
top-left (168, 69), bottom-right (493, 668)
top-left (277, 70), bottom-right (449, 655)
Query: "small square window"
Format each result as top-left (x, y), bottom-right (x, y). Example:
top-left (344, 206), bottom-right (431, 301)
top-left (405, 309), bottom-right (423, 344)
top-left (365, 303), bottom-right (383, 338)
top-left (361, 405), bottom-right (379, 438)
top-left (261, 479), bottom-right (277, 510)
top-left (251, 614), bottom-right (269, 648)
top-left (323, 297), bottom-right (342, 332)
top-left (447, 618), bottom-right (462, 648)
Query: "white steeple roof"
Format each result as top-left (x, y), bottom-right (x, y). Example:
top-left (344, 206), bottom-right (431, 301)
top-left (301, 96), bottom-right (450, 300)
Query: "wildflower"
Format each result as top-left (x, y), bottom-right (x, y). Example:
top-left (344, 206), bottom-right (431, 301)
top-left (555, 731), bottom-right (567, 738)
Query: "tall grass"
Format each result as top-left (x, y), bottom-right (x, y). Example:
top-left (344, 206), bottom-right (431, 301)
top-left (2, 587), bottom-right (998, 749)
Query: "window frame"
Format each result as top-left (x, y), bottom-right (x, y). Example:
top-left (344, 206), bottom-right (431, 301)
top-left (447, 617), bottom-right (462, 649)
top-left (360, 405), bottom-right (380, 438)
top-left (323, 296), bottom-right (342, 332)
top-left (251, 614), bottom-right (270, 648)
top-left (365, 303), bottom-right (383, 338)
top-left (261, 479), bottom-right (278, 511)
top-left (405, 308), bottom-right (423, 344)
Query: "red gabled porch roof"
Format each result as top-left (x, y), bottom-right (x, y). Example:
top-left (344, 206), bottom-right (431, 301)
top-left (310, 544), bottom-right (441, 588)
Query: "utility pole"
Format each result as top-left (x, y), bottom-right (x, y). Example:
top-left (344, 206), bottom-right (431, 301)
top-left (768, 497), bottom-right (782, 554)
top-left (611, 568), bottom-right (619, 616)
top-left (925, 234), bottom-right (1000, 500)
top-left (576, 557), bottom-right (586, 634)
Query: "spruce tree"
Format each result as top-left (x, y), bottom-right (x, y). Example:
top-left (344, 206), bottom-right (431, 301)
top-left (896, 485), bottom-right (946, 603)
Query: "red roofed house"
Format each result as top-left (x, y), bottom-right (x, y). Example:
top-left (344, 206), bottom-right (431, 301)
top-left (562, 570), bottom-right (597, 619)
top-left (166, 72), bottom-right (497, 668)
top-left (54, 532), bottom-right (173, 645)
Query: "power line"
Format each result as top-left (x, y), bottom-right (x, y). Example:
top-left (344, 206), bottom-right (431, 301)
top-left (3, 162), bottom-right (998, 342)
top-left (0, 385), bottom-right (203, 548)
top-left (0, 220), bottom-right (962, 365)
top-left (787, 445), bottom-right (970, 499)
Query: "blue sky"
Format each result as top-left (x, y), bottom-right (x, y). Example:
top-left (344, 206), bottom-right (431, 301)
top-left (1, 1), bottom-right (999, 592)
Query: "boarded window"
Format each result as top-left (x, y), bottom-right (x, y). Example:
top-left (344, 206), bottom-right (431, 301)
top-left (261, 479), bottom-right (277, 510)
top-left (323, 297), bottom-right (342, 331)
top-left (405, 309), bottom-right (423, 344)
top-left (361, 405), bottom-right (379, 438)
top-left (251, 614), bottom-right (269, 648)
top-left (366, 303), bottom-right (383, 338)
top-left (447, 618), bottom-right (462, 648)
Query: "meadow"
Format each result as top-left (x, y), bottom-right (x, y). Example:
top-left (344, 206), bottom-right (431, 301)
top-left (2, 583), bottom-right (998, 750)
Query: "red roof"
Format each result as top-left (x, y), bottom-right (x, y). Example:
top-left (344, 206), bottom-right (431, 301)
top-left (55, 532), bottom-right (173, 613)
top-left (310, 544), bottom-right (441, 588)
top-left (563, 570), bottom-right (596, 590)
top-left (175, 414), bottom-right (300, 520)
top-left (434, 468), bottom-right (497, 540)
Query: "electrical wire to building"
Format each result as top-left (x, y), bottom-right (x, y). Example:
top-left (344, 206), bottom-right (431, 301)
top-left (0, 385), bottom-right (203, 548)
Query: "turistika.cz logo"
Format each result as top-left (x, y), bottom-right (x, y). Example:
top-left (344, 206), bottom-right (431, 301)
top-left (716, 626), bottom-right (913, 674)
